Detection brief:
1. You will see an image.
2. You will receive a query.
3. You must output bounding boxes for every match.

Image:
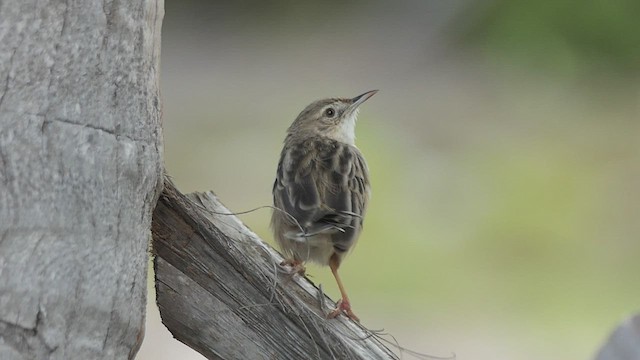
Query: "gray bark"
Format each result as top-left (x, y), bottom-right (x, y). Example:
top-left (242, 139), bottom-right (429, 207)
top-left (0, 0), bottom-right (164, 359)
top-left (153, 177), bottom-right (397, 360)
top-left (595, 314), bottom-right (640, 360)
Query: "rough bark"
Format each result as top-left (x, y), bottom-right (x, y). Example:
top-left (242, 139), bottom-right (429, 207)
top-left (152, 177), bottom-right (397, 360)
top-left (595, 314), bottom-right (640, 360)
top-left (0, 0), bottom-right (164, 359)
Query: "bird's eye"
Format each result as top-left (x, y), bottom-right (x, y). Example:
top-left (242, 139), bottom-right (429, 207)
top-left (325, 108), bottom-right (335, 117)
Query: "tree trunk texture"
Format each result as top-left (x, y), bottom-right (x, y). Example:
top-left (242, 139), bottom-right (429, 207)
top-left (0, 1), bottom-right (164, 359)
top-left (152, 177), bottom-right (397, 360)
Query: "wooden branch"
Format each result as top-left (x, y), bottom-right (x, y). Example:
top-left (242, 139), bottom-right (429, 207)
top-left (152, 176), bottom-right (396, 360)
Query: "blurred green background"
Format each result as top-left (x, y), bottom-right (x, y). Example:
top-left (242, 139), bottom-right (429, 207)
top-left (139, 1), bottom-right (640, 359)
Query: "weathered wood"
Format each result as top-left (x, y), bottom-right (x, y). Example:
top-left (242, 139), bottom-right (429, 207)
top-left (595, 314), bottom-right (640, 360)
top-left (0, 0), bottom-right (164, 359)
top-left (152, 177), bottom-right (397, 360)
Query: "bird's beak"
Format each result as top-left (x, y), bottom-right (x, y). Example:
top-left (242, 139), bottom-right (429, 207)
top-left (348, 90), bottom-right (378, 113)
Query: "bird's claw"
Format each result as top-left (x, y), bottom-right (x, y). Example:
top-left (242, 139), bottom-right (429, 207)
top-left (279, 259), bottom-right (306, 276)
top-left (327, 298), bottom-right (360, 322)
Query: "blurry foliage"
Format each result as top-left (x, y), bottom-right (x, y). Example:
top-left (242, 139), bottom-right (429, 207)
top-left (165, 0), bottom-right (364, 34)
top-left (457, 0), bottom-right (640, 78)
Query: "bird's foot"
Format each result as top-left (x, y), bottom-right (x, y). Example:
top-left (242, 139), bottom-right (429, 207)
top-left (327, 298), bottom-right (360, 322)
top-left (279, 259), bottom-right (306, 276)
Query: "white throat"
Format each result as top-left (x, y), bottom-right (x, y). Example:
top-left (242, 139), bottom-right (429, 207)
top-left (332, 109), bottom-right (358, 145)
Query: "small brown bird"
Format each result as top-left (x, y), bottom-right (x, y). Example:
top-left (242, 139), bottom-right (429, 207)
top-left (271, 90), bottom-right (377, 321)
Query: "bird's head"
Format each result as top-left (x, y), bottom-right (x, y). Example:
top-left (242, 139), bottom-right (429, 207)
top-left (286, 90), bottom-right (378, 145)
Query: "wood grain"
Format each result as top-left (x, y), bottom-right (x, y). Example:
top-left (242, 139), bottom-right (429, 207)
top-left (0, 1), bottom-right (163, 358)
top-left (152, 177), bottom-right (396, 360)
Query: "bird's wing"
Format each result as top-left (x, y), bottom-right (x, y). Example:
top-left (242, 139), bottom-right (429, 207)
top-left (273, 140), bottom-right (369, 251)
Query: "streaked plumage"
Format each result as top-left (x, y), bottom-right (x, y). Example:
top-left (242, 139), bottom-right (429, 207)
top-left (271, 90), bottom-right (377, 321)
top-left (272, 137), bottom-right (370, 265)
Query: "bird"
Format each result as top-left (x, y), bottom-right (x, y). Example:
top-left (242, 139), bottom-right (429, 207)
top-left (271, 90), bottom-right (377, 321)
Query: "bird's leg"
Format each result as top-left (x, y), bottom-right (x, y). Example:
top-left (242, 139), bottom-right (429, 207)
top-left (280, 258), bottom-right (306, 276)
top-left (327, 254), bottom-right (359, 322)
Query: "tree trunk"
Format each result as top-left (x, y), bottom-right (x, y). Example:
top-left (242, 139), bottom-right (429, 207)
top-left (0, 0), bottom-right (164, 359)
